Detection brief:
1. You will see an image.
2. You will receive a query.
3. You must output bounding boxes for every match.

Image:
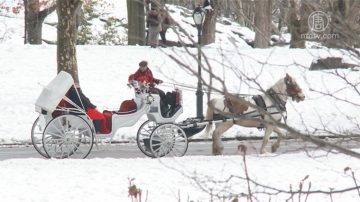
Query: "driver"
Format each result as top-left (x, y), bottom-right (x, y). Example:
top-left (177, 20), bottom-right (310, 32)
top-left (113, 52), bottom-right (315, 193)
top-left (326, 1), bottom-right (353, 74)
top-left (128, 60), bottom-right (168, 114)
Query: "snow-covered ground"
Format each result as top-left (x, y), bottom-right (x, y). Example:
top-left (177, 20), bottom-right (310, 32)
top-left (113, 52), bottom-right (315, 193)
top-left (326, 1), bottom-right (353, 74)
top-left (0, 150), bottom-right (359, 202)
top-left (1, 1), bottom-right (360, 201)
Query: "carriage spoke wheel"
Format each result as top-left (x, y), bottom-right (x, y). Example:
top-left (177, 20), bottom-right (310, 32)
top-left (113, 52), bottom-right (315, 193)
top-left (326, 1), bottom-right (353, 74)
top-left (150, 123), bottom-right (188, 158)
top-left (136, 120), bottom-right (158, 157)
top-left (42, 114), bottom-right (94, 159)
top-left (31, 116), bottom-right (49, 158)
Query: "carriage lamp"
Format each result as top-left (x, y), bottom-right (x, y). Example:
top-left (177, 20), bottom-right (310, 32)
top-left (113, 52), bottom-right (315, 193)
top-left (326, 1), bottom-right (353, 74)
top-left (193, 6), bottom-right (205, 30)
top-left (192, 5), bottom-right (205, 119)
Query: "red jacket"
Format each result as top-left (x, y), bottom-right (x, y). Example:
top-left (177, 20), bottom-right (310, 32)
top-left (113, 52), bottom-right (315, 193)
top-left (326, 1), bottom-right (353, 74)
top-left (128, 68), bottom-right (161, 86)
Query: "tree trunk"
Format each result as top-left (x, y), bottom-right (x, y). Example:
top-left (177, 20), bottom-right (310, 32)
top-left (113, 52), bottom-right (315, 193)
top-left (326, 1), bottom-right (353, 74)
top-left (327, 0), bottom-right (360, 48)
top-left (278, 0), bottom-right (289, 33)
top-left (202, 0), bottom-right (218, 45)
top-left (57, 0), bottom-right (82, 84)
top-left (224, 0), bottom-right (231, 18)
top-left (127, 0), bottom-right (145, 45)
top-left (24, 0), bottom-right (28, 44)
top-left (190, 0), bottom-right (196, 10)
top-left (24, 0), bottom-right (56, 44)
top-left (233, 0), bottom-right (254, 28)
top-left (254, 0), bottom-right (272, 48)
top-left (289, 0), bottom-right (308, 48)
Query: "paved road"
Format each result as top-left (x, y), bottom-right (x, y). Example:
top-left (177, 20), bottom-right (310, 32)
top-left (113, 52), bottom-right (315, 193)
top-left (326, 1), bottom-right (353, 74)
top-left (0, 138), bottom-right (358, 160)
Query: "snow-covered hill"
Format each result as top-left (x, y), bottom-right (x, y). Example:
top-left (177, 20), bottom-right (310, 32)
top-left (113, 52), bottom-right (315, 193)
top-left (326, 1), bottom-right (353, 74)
top-left (0, 0), bottom-right (254, 47)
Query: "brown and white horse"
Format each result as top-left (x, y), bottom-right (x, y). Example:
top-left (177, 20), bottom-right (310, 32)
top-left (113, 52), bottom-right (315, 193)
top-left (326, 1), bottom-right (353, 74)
top-left (205, 74), bottom-right (305, 155)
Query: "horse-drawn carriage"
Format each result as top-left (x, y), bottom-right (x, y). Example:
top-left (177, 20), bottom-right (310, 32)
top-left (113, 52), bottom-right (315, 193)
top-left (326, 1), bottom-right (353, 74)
top-left (32, 71), bottom-right (305, 158)
top-left (31, 71), bottom-right (204, 159)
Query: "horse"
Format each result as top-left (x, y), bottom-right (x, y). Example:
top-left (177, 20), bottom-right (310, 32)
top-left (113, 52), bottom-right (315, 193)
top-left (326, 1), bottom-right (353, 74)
top-left (204, 74), bottom-right (305, 155)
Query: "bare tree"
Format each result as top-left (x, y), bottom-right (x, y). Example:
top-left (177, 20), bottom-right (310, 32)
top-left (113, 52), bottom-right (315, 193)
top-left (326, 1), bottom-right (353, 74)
top-left (274, 0), bottom-right (289, 35)
top-left (229, 0), bottom-right (255, 29)
top-left (288, 0), bottom-right (311, 48)
top-left (326, 0), bottom-right (360, 48)
top-left (202, 0), bottom-right (218, 45)
top-left (127, 0), bottom-right (146, 45)
top-left (254, 0), bottom-right (272, 48)
top-left (162, 146), bottom-right (360, 201)
top-left (24, 0), bottom-right (56, 44)
top-left (56, 0), bottom-right (82, 84)
top-left (224, 0), bottom-right (231, 18)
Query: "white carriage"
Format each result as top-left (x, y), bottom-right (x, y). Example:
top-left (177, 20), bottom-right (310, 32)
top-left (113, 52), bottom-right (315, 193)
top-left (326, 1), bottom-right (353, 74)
top-left (31, 71), bottom-right (190, 159)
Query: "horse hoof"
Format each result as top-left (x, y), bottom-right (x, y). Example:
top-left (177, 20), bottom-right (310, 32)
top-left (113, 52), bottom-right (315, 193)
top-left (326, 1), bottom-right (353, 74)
top-left (212, 150), bottom-right (222, 155)
top-left (271, 145), bottom-right (278, 153)
top-left (259, 152), bottom-right (276, 157)
top-left (212, 149), bottom-right (223, 155)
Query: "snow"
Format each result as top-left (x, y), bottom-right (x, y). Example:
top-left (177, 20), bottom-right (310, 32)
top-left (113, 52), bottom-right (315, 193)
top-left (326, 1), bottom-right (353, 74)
top-left (0, 151), bottom-right (359, 201)
top-left (0, 1), bottom-right (360, 201)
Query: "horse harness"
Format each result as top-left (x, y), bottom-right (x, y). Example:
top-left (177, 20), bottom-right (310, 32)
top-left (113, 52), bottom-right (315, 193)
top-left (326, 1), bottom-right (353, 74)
top-left (224, 96), bottom-right (235, 114)
top-left (224, 88), bottom-right (287, 118)
top-left (265, 88), bottom-right (287, 112)
top-left (252, 95), bottom-right (267, 119)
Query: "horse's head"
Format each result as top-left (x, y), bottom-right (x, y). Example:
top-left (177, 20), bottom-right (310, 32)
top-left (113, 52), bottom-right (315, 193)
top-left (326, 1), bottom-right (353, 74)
top-left (284, 74), bottom-right (305, 102)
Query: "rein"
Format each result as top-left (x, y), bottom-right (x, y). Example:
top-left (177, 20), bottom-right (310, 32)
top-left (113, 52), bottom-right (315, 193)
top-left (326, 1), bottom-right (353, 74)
top-left (165, 80), bottom-right (295, 114)
top-left (162, 82), bottom-right (252, 96)
top-left (266, 88), bottom-right (287, 112)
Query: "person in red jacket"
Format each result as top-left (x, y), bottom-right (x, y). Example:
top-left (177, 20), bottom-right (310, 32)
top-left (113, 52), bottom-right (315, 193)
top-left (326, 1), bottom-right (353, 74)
top-left (128, 60), bottom-right (168, 115)
top-left (128, 61), bottom-right (162, 85)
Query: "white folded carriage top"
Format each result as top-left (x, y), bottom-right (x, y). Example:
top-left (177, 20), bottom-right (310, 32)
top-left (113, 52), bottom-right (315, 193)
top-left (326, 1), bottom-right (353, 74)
top-left (35, 71), bottom-right (73, 114)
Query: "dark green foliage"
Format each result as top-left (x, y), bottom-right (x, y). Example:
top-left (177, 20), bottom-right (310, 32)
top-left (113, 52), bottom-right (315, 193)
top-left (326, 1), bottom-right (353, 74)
top-left (77, 0), bottom-right (125, 45)
top-left (77, 0), bottom-right (98, 44)
top-left (99, 17), bottom-right (125, 45)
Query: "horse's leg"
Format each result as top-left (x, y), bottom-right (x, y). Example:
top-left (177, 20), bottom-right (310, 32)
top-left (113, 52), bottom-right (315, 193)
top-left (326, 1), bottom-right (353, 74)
top-left (271, 127), bottom-right (283, 152)
top-left (260, 125), bottom-right (274, 154)
top-left (212, 121), bottom-right (233, 155)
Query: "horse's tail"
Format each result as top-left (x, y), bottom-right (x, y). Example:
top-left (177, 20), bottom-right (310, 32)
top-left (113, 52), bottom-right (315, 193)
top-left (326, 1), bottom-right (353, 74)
top-left (204, 99), bottom-right (216, 137)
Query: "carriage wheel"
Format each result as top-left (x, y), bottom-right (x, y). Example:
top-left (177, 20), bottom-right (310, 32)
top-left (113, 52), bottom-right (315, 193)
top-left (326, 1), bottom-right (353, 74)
top-left (31, 116), bottom-right (49, 158)
top-left (150, 123), bottom-right (188, 158)
top-left (42, 114), bottom-right (94, 159)
top-left (136, 120), bottom-right (158, 157)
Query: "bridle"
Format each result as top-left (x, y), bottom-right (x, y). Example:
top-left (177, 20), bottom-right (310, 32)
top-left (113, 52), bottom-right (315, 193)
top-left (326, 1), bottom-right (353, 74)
top-left (265, 76), bottom-right (303, 112)
top-left (284, 76), bottom-right (302, 100)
